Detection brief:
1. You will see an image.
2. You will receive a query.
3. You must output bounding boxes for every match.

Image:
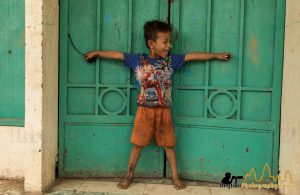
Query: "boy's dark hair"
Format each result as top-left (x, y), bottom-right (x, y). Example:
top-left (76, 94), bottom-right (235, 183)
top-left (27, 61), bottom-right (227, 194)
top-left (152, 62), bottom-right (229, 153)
top-left (144, 20), bottom-right (173, 48)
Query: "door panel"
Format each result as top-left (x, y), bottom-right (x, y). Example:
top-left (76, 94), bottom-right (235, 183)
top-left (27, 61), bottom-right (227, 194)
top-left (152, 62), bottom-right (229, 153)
top-left (0, 0), bottom-right (25, 126)
top-left (59, 0), bottom-right (168, 177)
top-left (173, 127), bottom-right (273, 182)
top-left (169, 0), bottom-right (285, 182)
top-left (63, 124), bottom-right (163, 177)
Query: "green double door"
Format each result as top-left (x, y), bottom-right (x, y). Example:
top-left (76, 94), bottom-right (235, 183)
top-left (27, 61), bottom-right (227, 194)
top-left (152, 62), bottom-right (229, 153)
top-left (59, 0), bottom-right (285, 182)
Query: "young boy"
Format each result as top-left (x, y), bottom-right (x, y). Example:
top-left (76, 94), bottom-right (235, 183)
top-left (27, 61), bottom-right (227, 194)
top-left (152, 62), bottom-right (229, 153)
top-left (85, 20), bottom-right (230, 190)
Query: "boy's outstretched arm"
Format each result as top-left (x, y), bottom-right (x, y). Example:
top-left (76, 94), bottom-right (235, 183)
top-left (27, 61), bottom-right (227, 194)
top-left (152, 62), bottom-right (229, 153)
top-left (184, 52), bottom-right (231, 62)
top-left (84, 50), bottom-right (124, 61)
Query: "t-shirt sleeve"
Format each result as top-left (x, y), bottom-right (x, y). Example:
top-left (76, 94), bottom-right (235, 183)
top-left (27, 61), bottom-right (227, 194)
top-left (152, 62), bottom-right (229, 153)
top-left (170, 54), bottom-right (185, 70)
top-left (123, 53), bottom-right (139, 69)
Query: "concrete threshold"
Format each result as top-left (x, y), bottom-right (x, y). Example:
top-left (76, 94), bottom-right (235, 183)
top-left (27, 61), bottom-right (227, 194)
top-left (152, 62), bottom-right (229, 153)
top-left (0, 178), bottom-right (280, 195)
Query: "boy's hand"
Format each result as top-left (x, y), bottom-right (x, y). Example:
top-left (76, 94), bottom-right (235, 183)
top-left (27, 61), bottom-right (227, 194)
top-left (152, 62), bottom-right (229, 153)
top-left (84, 51), bottom-right (98, 63)
top-left (216, 52), bottom-right (231, 61)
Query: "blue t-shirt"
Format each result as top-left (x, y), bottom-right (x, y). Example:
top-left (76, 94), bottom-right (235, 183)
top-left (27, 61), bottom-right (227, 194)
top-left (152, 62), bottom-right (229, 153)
top-left (124, 53), bottom-right (185, 107)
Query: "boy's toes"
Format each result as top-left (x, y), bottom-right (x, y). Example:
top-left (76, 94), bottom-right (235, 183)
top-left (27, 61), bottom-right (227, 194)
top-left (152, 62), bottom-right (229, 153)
top-left (177, 183), bottom-right (186, 190)
top-left (117, 178), bottom-right (132, 189)
top-left (116, 183), bottom-right (122, 189)
top-left (117, 182), bottom-right (125, 189)
top-left (173, 178), bottom-right (186, 190)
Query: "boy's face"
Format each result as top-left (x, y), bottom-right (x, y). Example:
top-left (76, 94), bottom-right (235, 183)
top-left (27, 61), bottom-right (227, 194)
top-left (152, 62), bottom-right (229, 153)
top-left (148, 31), bottom-right (172, 58)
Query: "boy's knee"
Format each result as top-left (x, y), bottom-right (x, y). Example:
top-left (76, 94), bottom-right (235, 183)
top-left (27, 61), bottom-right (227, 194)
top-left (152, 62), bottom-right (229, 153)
top-left (164, 146), bottom-right (174, 151)
top-left (133, 144), bottom-right (143, 150)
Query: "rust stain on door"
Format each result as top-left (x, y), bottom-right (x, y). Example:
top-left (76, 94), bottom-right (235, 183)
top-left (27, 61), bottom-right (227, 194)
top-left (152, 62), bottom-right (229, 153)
top-left (251, 35), bottom-right (258, 64)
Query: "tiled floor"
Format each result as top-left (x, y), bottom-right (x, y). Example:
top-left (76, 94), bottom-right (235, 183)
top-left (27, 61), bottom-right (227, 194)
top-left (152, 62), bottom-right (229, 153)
top-left (0, 179), bottom-right (280, 195)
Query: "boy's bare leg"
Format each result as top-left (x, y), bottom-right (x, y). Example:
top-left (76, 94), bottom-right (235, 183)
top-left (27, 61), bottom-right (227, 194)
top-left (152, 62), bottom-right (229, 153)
top-left (165, 147), bottom-right (186, 190)
top-left (117, 144), bottom-right (143, 189)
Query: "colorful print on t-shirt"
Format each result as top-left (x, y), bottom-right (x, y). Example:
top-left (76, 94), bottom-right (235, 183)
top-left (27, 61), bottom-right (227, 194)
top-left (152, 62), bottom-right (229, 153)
top-left (124, 53), bottom-right (185, 107)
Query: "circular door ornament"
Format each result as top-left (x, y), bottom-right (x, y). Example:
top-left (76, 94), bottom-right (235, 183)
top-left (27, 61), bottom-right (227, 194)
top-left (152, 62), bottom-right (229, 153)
top-left (207, 90), bottom-right (237, 119)
top-left (98, 88), bottom-right (126, 115)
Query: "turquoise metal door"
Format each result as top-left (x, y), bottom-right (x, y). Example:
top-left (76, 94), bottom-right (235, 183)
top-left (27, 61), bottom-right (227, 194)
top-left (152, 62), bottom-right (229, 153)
top-left (170, 0), bottom-right (285, 182)
top-left (59, 0), bottom-right (168, 177)
top-left (59, 0), bottom-right (285, 182)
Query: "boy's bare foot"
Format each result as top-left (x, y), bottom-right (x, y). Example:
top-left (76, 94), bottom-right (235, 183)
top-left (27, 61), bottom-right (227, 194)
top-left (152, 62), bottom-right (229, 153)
top-left (117, 177), bottom-right (132, 189)
top-left (173, 178), bottom-right (186, 190)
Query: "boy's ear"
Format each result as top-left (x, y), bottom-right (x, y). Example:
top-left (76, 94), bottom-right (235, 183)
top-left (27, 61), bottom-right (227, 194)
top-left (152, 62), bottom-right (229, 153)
top-left (148, 40), bottom-right (155, 49)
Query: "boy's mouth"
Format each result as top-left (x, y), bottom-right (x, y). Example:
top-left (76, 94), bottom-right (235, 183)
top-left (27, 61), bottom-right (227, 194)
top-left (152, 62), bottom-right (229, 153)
top-left (162, 51), bottom-right (169, 56)
top-left (154, 51), bottom-right (169, 58)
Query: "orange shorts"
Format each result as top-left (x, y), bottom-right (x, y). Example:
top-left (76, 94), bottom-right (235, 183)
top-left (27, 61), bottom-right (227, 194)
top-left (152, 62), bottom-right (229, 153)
top-left (131, 106), bottom-right (175, 147)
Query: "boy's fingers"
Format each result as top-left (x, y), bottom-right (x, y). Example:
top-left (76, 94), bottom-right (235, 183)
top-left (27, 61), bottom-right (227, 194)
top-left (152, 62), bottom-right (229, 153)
top-left (225, 53), bottom-right (231, 60)
top-left (84, 54), bottom-right (91, 61)
top-left (85, 53), bottom-right (92, 60)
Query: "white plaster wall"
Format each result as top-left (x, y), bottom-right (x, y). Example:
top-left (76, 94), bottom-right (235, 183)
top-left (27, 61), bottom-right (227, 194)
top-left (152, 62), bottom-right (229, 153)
top-left (0, 0), bottom-right (58, 192)
top-left (24, 0), bottom-right (43, 192)
top-left (0, 127), bottom-right (24, 179)
top-left (279, 1), bottom-right (300, 195)
top-left (41, 0), bottom-right (59, 191)
top-left (24, 0), bottom-right (59, 193)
